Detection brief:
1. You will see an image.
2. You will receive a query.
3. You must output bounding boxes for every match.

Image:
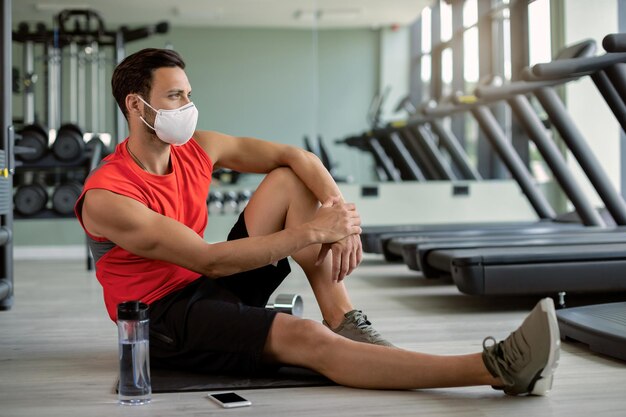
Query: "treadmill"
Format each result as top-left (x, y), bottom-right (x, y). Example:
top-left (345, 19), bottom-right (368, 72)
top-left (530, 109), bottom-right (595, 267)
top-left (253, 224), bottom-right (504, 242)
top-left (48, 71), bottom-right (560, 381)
top-left (340, 131), bottom-right (407, 182)
top-left (375, 127), bottom-right (432, 181)
top-left (425, 115), bottom-right (483, 180)
top-left (353, 106), bottom-right (479, 183)
top-left (358, 41), bottom-right (601, 255)
top-left (399, 99), bottom-right (490, 181)
top-left (340, 87), bottom-right (414, 183)
top-left (385, 44), bottom-right (621, 265)
top-left (394, 118), bottom-right (459, 181)
top-left (413, 35), bottom-right (626, 361)
top-left (556, 33), bottom-right (626, 362)
top-left (418, 45), bottom-right (626, 287)
top-left (385, 96), bottom-right (476, 181)
top-left (339, 102), bottom-right (469, 183)
top-left (357, 98), bottom-right (561, 254)
top-left (375, 41), bottom-right (609, 261)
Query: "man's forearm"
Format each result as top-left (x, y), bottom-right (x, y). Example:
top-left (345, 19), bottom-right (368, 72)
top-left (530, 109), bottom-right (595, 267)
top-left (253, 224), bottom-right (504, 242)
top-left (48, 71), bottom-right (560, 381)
top-left (284, 147), bottom-right (343, 204)
top-left (196, 225), bottom-right (315, 278)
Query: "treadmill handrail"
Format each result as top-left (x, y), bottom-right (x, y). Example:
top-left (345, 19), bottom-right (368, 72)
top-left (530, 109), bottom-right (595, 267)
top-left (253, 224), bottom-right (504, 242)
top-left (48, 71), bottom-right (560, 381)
top-left (422, 81), bottom-right (571, 115)
top-left (422, 102), bottom-right (475, 118)
top-left (429, 119), bottom-right (482, 180)
top-left (531, 52), bottom-right (626, 80)
top-left (475, 77), bottom-right (573, 101)
top-left (507, 95), bottom-right (605, 226)
top-left (475, 40), bottom-right (598, 102)
top-left (603, 33), bottom-right (626, 53)
top-left (470, 105), bottom-right (556, 220)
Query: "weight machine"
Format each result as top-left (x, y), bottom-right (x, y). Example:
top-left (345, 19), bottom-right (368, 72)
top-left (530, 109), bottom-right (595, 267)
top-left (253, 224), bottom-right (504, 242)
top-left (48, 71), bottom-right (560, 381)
top-left (1, 0), bottom-right (14, 310)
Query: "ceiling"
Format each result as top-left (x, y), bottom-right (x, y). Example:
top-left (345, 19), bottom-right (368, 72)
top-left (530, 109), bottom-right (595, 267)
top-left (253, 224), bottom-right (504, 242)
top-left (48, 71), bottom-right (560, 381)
top-left (13, 0), bottom-right (430, 30)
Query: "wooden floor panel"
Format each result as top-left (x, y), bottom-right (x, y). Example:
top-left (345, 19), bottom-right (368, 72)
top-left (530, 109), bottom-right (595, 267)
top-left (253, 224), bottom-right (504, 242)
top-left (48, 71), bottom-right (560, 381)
top-left (1, 256), bottom-right (624, 417)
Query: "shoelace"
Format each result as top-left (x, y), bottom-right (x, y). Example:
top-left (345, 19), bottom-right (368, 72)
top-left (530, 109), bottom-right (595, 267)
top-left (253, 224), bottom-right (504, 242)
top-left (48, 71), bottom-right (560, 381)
top-left (351, 310), bottom-right (387, 342)
top-left (483, 332), bottom-right (526, 386)
top-left (344, 310), bottom-right (395, 347)
top-left (351, 311), bottom-right (373, 329)
top-left (500, 332), bottom-right (527, 372)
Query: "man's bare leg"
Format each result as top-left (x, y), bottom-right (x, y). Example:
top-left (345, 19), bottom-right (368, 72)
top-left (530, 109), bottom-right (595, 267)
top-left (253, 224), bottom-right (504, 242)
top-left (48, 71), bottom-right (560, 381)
top-left (244, 171), bottom-right (499, 388)
top-left (245, 168), bottom-right (560, 394)
top-left (264, 297), bottom-right (561, 395)
top-left (244, 167), bottom-right (356, 327)
top-left (263, 313), bottom-right (500, 390)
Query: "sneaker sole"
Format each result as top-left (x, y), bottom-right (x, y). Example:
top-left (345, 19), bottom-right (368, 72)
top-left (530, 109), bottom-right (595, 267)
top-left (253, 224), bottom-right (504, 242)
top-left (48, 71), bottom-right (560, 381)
top-left (530, 298), bottom-right (561, 396)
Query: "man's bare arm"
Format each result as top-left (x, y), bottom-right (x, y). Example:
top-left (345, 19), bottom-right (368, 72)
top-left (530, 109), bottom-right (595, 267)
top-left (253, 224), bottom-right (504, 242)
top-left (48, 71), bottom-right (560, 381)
top-left (195, 130), bottom-right (363, 281)
top-left (196, 131), bottom-right (343, 204)
top-left (81, 189), bottom-right (361, 278)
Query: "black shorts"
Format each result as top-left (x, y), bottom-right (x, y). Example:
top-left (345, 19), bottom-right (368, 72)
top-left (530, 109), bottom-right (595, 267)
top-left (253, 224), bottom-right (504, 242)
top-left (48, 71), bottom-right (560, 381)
top-left (149, 211), bottom-right (291, 375)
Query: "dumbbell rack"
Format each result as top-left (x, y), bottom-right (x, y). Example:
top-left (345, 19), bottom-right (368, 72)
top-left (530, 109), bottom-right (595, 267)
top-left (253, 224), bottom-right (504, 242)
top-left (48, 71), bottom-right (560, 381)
top-left (13, 150), bottom-right (97, 219)
top-left (13, 142), bottom-right (102, 271)
top-left (205, 186), bottom-right (255, 242)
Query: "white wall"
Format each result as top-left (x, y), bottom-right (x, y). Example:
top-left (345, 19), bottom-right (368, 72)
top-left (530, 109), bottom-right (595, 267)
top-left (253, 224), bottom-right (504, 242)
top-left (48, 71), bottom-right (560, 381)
top-left (563, 0), bottom-right (620, 207)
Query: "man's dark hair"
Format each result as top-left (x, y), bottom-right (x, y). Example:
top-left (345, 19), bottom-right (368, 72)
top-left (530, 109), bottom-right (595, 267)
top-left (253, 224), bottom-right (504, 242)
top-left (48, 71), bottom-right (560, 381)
top-left (111, 48), bottom-right (186, 120)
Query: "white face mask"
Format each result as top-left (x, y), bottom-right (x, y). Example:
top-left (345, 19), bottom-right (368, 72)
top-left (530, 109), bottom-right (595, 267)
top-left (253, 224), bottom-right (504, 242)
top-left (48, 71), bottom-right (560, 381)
top-left (137, 95), bottom-right (198, 146)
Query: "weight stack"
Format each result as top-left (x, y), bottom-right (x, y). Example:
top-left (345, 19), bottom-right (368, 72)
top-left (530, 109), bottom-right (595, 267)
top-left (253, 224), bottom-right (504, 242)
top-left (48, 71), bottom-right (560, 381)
top-left (0, 150), bottom-right (11, 215)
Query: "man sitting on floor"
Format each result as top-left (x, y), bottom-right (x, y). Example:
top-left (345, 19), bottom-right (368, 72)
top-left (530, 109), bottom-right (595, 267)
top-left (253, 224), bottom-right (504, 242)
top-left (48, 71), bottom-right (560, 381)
top-left (75, 48), bottom-right (560, 395)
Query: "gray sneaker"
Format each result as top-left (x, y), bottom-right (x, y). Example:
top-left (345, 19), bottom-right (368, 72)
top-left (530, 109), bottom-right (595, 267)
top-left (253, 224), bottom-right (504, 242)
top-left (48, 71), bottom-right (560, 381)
top-left (482, 297), bottom-right (560, 396)
top-left (324, 310), bottom-right (394, 347)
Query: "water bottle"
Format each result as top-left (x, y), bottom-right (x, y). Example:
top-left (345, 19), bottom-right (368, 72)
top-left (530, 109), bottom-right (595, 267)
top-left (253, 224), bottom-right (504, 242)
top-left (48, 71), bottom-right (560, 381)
top-left (117, 301), bottom-right (151, 405)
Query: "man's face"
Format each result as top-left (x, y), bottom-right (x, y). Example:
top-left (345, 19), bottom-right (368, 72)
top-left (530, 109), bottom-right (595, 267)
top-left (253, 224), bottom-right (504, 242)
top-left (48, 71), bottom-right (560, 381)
top-left (140, 66), bottom-right (193, 133)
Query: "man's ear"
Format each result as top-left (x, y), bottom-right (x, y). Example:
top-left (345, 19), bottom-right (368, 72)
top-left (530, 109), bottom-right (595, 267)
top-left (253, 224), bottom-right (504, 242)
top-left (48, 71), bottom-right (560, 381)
top-left (125, 94), bottom-right (142, 116)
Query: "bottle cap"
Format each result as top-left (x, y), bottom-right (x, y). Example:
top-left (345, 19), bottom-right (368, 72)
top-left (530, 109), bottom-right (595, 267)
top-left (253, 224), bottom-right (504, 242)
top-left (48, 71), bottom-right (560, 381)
top-left (117, 301), bottom-right (149, 321)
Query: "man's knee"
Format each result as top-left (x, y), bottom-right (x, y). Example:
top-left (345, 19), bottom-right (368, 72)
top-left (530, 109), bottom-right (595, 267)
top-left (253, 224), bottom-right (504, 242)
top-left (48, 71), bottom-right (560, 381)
top-left (264, 168), bottom-right (318, 211)
top-left (267, 167), bottom-right (308, 195)
top-left (264, 314), bottom-right (338, 367)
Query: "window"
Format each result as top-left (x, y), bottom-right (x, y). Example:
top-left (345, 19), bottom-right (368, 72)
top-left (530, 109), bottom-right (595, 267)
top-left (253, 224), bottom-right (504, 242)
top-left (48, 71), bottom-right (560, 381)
top-left (463, 0), bottom-right (478, 28)
top-left (528, 0), bottom-right (552, 65)
top-left (440, 0), bottom-right (453, 42)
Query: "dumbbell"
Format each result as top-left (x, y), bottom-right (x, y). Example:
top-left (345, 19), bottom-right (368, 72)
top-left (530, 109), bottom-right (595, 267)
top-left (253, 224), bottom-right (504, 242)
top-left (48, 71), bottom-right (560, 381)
top-left (16, 124), bottom-right (48, 162)
top-left (53, 124), bottom-right (85, 162)
top-left (222, 190), bottom-right (239, 215)
top-left (266, 293), bottom-right (303, 317)
top-left (14, 183), bottom-right (48, 216)
top-left (51, 182), bottom-right (82, 215)
top-left (208, 190), bottom-right (223, 215)
top-left (85, 135), bottom-right (110, 158)
top-left (237, 189), bottom-right (252, 212)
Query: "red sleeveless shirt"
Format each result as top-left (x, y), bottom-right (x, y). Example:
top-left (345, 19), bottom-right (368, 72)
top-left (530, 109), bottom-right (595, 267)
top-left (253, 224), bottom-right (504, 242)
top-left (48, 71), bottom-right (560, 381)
top-left (75, 138), bottom-right (213, 321)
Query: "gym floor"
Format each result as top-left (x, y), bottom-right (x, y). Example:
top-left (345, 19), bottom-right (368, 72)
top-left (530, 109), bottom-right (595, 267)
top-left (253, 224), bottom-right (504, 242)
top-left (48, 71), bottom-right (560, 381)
top-left (1, 255), bottom-right (625, 417)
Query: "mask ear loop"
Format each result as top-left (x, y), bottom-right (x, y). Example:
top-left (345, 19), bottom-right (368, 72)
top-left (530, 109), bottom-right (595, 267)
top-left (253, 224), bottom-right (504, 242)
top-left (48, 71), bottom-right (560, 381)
top-left (136, 95), bottom-right (157, 131)
top-left (136, 95), bottom-right (158, 112)
top-left (140, 115), bottom-right (156, 132)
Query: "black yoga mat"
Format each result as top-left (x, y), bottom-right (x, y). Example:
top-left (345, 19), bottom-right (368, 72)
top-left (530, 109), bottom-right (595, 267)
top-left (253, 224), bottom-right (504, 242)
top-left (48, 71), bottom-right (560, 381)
top-left (119, 366), bottom-right (336, 393)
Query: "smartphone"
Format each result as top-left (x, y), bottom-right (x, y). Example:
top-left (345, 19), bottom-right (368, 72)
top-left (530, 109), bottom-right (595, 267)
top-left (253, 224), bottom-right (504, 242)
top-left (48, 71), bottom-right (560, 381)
top-left (207, 392), bottom-right (252, 408)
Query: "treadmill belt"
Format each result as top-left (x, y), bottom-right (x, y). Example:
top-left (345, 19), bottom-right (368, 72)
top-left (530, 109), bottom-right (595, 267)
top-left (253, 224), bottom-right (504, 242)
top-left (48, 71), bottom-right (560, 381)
top-left (557, 302), bottom-right (626, 361)
top-left (432, 243), bottom-right (626, 295)
top-left (360, 220), bottom-right (549, 253)
top-left (447, 243), bottom-right (626, 264)
top-left (380, 223), bottom-right (599, 261)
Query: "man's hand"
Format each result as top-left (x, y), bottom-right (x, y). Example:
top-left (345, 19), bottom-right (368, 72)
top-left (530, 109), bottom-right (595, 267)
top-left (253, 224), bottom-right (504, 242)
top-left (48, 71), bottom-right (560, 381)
top-left (306, 197), bottom-right (361, 243)
top-left (312, 197), bottom-right (364, 282)
top-left (315, 234), bottom-right (363, 282)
